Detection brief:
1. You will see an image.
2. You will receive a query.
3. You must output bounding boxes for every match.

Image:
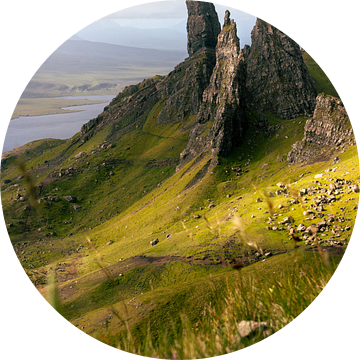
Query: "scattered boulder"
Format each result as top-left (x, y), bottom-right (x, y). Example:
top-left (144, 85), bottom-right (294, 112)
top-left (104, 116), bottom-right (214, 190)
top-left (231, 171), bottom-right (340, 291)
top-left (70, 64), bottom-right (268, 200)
top-left (238, 320), bottom-right (272, 338)
top-left (74, 151), bottom-right (85, 159)
top-left (150, 239), bottom-right (159, 247)
top-left (297, 224), bottom-right (306, 232)
top-left (48, 195), bottom-right (60, 202)
top-left (64, 196), bottom-right (77, 203)
top-left (283, 216), bottom-right (294, 224)
top-left (352, 184), bottom-right (359, 193)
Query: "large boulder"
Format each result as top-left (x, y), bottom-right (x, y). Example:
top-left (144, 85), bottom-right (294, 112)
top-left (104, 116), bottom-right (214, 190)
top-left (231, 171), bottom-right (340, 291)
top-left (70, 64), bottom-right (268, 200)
top-left (64, 196), bottom-right (77, 203)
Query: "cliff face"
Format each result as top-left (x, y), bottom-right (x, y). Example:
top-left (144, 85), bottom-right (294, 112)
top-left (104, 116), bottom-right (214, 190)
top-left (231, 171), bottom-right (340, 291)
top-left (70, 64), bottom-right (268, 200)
top-left (287, 93), bottom-right (355, 164)
top-left (246, 19), bottom-right (317, 119)
top-left (186, 0), bottom-right (221, 56)
top-left (155, 49), bottom-right (217, 125)
top-left (179, 10), bottom-right (246, 165)
top-left (80, 1), bottom-right (350, 171)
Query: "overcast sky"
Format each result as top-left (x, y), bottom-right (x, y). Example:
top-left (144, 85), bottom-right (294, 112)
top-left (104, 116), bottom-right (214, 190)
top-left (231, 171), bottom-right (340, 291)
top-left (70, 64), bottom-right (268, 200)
top-left (76, 0), bottom-right (256, 50)
top-left (99, 1), bottom-right (256, 46)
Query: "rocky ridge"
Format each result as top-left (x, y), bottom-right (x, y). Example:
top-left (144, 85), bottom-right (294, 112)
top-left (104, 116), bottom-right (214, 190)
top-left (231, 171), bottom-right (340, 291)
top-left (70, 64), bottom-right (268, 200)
top-left (245, 18), bottom-right (317, 119)
top-left (288, 93), bottom-right (355, 164)
top-left (79, 1), bottom-right (353, 170)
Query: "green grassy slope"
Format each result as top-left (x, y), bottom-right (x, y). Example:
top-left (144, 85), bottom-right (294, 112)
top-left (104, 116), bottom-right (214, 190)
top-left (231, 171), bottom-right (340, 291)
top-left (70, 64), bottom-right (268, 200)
top-left (1, 55), bottom-right (358, 355)
top-left (302, 49), bottom-right (339, 97)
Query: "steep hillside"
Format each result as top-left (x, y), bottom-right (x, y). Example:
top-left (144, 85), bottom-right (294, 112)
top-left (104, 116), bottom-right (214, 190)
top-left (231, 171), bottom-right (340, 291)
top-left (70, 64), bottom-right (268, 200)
top-left (1, 0), bottom-right (358, 356)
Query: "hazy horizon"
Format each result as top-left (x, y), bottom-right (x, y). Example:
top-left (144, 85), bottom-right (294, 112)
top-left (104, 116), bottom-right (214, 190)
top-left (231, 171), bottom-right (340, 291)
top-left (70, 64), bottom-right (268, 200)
top-left (75, 1), bottom-right (256, 50)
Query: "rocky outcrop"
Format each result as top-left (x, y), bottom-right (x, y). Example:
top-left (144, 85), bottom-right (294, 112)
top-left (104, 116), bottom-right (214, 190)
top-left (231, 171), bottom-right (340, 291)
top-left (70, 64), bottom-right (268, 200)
top-left (80, 1), bottom-right (221, 140)
top-left (179, 10), bottom-right (247, 166)
top-left (155, 49), bottom-right (217, 125)
top-left (80, 76), bottom-right (162, 142)
top-left (246, 18), bottom-right (317, 119)
top-left (186, 0), bottom-right (221, 56)
top-left (288, 93), bottom-right (355, 164)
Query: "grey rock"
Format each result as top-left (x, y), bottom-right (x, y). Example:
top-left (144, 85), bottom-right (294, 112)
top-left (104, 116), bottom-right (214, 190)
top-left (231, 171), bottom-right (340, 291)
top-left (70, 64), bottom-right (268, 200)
top-left (186, 1), bottom-right (220, 56)
top-left (238, 320), bottom-right (271, 338)
top-left (179, 10), bottom-right (246, 165)
top-left (150, 239), bottom-right (159, 247)
top-left (246, 19), bottom-right (317, 119)
top-left (288, 94), bottom-right (355, 164)
top-left (297, 224), bottom-right (306, 232)
top-left (352, 184), bottom-right (359, 193)
top-left (283, 216), bottom-right (294, 224)
top-left (64, 196), bottom-right (77, 203)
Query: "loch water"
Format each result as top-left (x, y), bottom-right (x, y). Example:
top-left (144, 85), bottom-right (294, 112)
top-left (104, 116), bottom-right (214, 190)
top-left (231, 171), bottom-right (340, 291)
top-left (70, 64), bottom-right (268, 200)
top-left (2, 95), bottom-right (115, 153)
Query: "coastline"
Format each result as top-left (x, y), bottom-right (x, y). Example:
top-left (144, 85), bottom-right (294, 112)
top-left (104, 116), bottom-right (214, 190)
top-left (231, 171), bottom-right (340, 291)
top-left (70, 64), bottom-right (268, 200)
top-left (11, 97), bottom-right (110, 119)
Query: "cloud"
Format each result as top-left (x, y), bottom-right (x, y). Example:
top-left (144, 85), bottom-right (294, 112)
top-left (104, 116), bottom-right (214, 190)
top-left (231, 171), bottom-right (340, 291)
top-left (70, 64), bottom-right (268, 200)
top-left (105, 0), bottom-right (187, 20)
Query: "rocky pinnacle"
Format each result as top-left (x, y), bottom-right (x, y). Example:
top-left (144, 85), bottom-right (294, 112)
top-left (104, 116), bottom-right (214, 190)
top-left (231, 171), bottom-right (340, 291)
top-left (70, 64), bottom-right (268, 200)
top-left (179, 10), bottom-right (247, 166)
top-left (186, 0), bottom-right (221, 56)
top-left (246, 18), bottom-right (318, 119)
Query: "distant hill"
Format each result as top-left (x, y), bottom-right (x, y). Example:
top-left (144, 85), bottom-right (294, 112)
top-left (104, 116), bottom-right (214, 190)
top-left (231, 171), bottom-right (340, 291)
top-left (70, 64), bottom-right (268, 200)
top-left (76, 18), bottom-right (187, 51)
top-left (22, 40), bottom-right (188, 97)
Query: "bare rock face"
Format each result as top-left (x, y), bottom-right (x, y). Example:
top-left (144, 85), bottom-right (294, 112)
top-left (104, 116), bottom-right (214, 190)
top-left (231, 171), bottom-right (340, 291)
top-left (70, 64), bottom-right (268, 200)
top-left (155, 48), bottom-right (217, 125)
top-left (246, 18), bottom-right (317, 119)
top-left (179, 10), bottom-right (247, 166)
top-left (288, 93), bottom-right (355, 164)
top-left (186, 0), bottom-right (221, 56)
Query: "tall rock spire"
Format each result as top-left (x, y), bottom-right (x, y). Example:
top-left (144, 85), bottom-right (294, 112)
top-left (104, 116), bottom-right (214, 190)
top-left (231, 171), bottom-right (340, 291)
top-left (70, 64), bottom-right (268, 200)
top-left (179, 10), bottom-right (247, 166)
top-left (186, 0), bottom-right (221, 56)
top-left (245, 18), bottom-right (317, 119)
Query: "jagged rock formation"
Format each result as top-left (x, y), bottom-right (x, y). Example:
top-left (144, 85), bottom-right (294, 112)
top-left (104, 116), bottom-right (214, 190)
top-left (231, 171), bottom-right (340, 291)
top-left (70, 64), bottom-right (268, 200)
top-left (245, 18), bottom-right (317, 119)
top-left (80, 1), bottom-right (341, 171)
top-left (288, 93), bottom-right (355, 164)
top-left (81, 1), bottom-right (221, 140)
top-left (155, 49), bottom-right (217, 125)
top-left (80, 76), bottom-right (162, 142)
top-left (179, 10), bottom-right (247, 166)
top-left (186, 0), bottom-right (221, 56)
